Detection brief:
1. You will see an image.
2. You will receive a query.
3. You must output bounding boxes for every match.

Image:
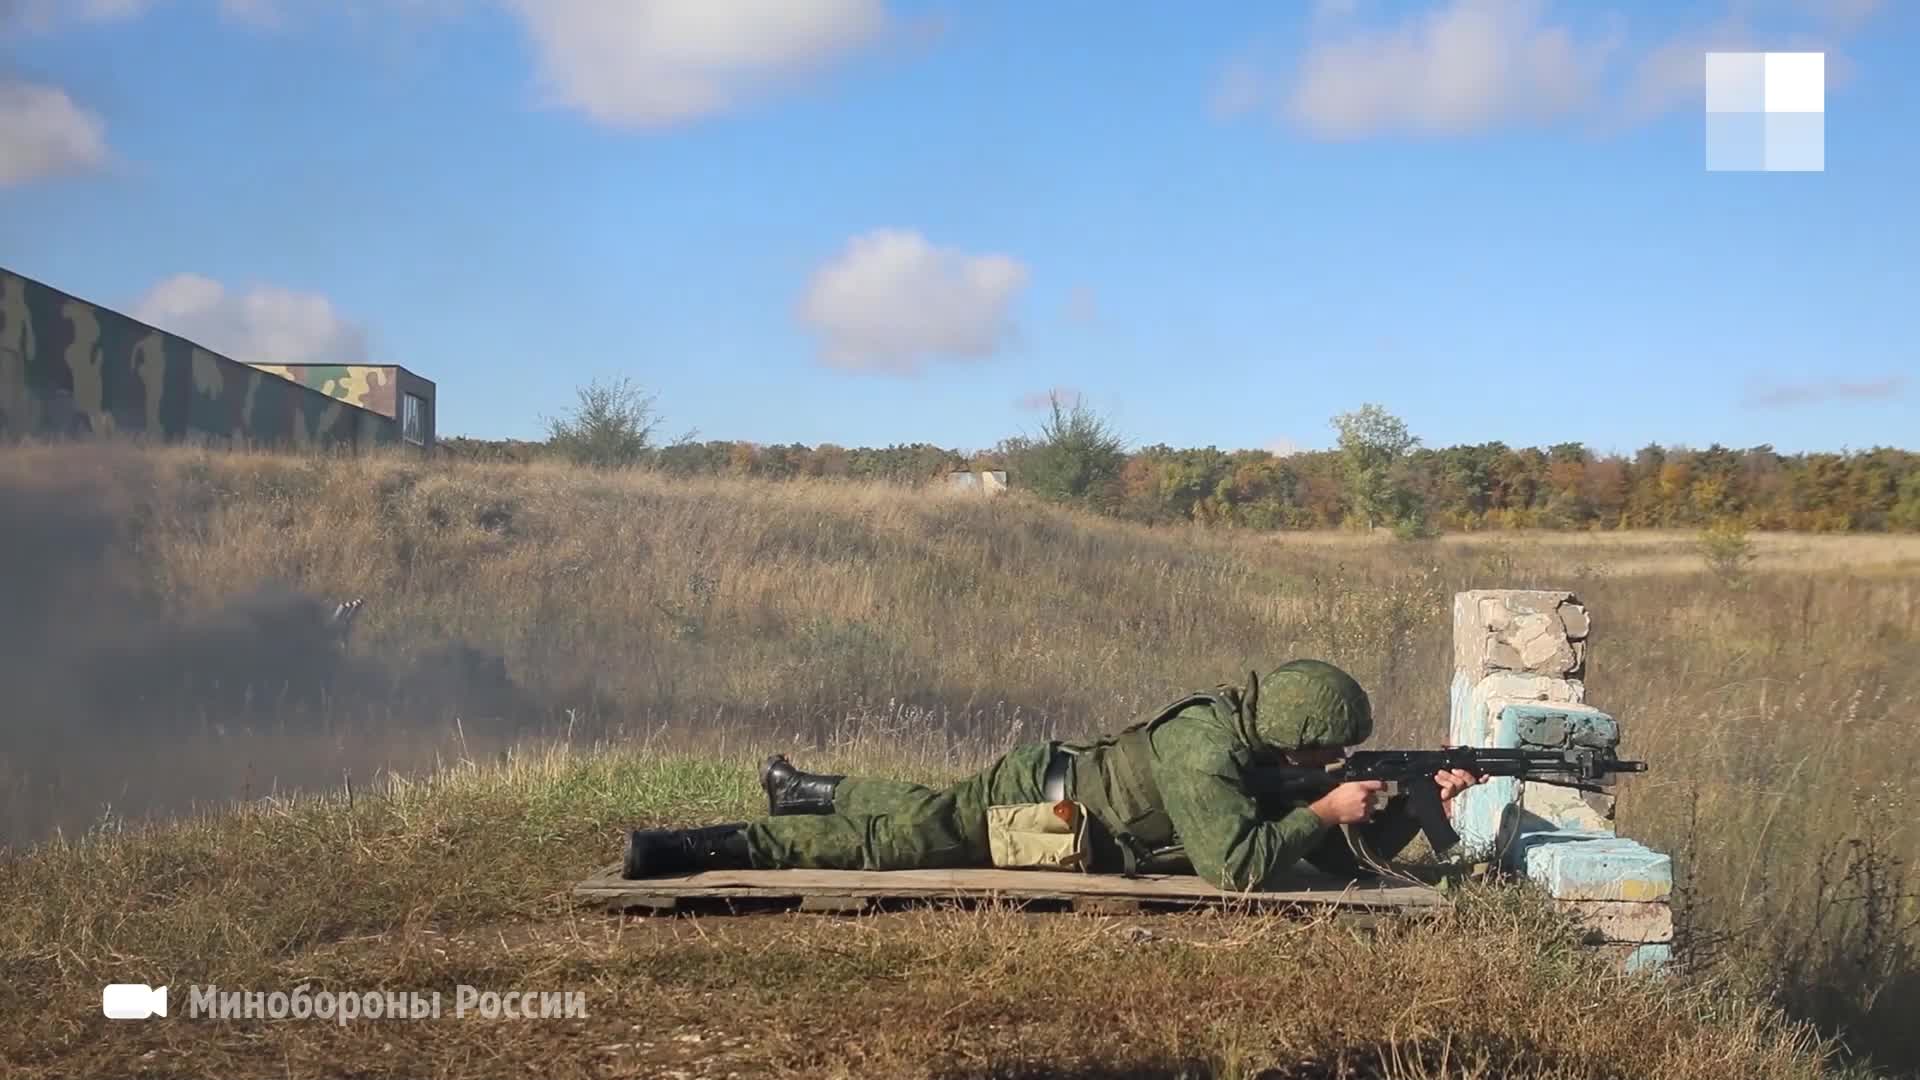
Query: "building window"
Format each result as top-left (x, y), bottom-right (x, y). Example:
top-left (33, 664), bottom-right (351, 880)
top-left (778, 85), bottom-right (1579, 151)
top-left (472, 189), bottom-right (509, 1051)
top-left (402, 392), bottom-right (426, 445)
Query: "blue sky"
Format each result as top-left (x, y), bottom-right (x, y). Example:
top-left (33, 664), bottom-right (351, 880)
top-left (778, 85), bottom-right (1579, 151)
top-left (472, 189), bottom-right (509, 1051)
top-left (1, 0), bottom-right (1914, 455)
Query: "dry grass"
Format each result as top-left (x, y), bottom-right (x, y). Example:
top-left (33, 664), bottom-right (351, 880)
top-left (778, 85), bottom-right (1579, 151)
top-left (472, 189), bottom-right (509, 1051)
top-left (1411, 530), bottom-right (1920, 577)
top-left (0, 746), bottom-right (1861, 1080)
top-left (0, 440), bottom-right (1916, 1077)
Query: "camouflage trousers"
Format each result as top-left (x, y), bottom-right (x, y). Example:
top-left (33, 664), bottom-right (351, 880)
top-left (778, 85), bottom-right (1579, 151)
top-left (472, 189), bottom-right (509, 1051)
top-left (743, 743), bottom-right (1052, 870)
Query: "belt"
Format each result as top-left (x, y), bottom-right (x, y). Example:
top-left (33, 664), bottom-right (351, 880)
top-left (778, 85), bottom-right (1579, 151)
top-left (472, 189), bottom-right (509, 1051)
top-left (1042, 743), bottom-right (1073, 802)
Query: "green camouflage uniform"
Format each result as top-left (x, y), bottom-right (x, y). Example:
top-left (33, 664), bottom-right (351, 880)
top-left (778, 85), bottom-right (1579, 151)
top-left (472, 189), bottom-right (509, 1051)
top-left (745, 742), bottom-right (1053, 871)
top-left (743, 660), bottom-right (1415, 890)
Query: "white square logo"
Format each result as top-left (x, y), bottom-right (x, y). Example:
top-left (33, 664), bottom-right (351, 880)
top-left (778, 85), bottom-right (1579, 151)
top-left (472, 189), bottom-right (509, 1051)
top-left (1706, 52), bottom-right (1824, 172)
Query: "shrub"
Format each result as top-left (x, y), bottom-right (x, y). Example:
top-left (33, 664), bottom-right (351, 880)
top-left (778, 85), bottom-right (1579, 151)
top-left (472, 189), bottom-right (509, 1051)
top-left (1699, 516), bottom-right (1757, 585)
top-left (543, 377), bottom-right (659, 469)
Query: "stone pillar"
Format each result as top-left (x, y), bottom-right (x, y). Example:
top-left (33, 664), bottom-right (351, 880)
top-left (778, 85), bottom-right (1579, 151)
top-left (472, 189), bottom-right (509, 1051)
top-left (1448, 590), bottom-right (1672, 973)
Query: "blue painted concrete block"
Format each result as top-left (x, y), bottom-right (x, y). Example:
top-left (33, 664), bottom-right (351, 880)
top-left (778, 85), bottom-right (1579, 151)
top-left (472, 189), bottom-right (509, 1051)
top-left (1497, 703), bottom-right (1618, 751)
top-left (1516, 830), bottom-right (1673, 902)
top-left (1625, 944), bottom-right (1672, 975)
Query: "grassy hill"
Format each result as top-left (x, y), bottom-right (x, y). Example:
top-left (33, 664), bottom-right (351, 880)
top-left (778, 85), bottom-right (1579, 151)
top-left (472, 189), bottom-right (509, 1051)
top-left (0, 441), bottom-right (1915, 1078)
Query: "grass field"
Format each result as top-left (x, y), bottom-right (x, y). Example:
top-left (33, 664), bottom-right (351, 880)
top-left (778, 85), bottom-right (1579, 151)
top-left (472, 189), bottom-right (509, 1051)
top-left (1, 441), bottom-right (1916, 1078)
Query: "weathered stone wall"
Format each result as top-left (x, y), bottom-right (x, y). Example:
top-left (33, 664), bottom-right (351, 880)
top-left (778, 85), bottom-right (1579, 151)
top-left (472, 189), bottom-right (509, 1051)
top-left (1448, 589), bottom-right (1673, 972)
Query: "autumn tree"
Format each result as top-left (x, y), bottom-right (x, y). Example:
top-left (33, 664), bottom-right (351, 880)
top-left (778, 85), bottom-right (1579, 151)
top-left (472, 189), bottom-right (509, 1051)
top-left (1890, 471), bottom-right (1920, 532)
top-left (523, 388), bottom-right (1914, 533)
top-left (1331, 404), bottom-right (1421, 530)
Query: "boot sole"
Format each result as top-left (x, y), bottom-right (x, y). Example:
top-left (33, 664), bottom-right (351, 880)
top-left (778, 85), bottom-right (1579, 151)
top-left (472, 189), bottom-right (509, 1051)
top-left (621, 831), bottom-right (650, 879)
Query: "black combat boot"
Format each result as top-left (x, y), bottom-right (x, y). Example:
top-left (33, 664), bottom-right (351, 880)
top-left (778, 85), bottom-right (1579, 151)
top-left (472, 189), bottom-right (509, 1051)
top-left (622, 823), bottom-right (751, 879)
top-left (760, 753), bottom-right (844, 815)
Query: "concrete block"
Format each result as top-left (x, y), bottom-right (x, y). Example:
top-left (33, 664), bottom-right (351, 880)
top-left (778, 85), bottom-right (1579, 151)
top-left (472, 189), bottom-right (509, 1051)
top-left (1478, 595), bottom-right (1513, 632)
top-left (1555, 900), bottom-right (1674, 944)
top-left (1449, 673), bottom-right (1585, 749)
top-left (1493, 672), bottom-right (1587, 704)
top-left (1452, 589), bottom-right (1587, 680)
top-left (1449, 589), bottom-right (1670, 971)
top-left (1499, 703), bottom-right (1619, 751)
top-left (1519, 782), bottom-right (1614, 833)
top-left (1448, 675), bottom-right (1586, 849)
top-left (1512, 612), bottom-right (1567, 668)
top-left (1624, 944), bottom-right (1671, 974)
top-left (1456, 589), bottom-right (1576, 628)
top-left (1453, 776), bottom-right (1521, 853)
top-left (1594, 942), bottom-right (1673, 975)
top-left (1516, 832), bottom-right (1672, 902)
top-left (1489, 703), bottom-right (1624, 830)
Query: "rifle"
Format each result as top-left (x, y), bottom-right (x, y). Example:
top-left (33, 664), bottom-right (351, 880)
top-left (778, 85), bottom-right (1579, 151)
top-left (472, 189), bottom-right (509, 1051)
top-left (1245, 746), bottom-right (1648, 856)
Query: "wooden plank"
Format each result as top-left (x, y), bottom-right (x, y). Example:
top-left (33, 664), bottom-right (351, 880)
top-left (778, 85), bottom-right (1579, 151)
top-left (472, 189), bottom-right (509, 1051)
top-left (576, 864), bottom-right (1446, 914)
top-left (798, 895), bottom-right (872, 914)
top-left (1071, 897), bottom-right (1143, 916)
top-left (602, 893), bottom-right (679, 915)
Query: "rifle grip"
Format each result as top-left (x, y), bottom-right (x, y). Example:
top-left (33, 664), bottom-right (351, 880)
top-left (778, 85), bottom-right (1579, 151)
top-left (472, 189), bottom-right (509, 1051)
top-left (1407, 776), bottom-right (1461, 854)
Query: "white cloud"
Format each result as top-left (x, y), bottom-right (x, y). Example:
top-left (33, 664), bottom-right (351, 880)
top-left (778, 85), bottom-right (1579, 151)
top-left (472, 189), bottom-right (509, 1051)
top-left (1248, 0), bottom-right (1889, 138)
top-left (1623, 14), bottom-right (1863, 120)
top-left (131, 273), bottom-right (371, 365)
top-left (501, 0), bottom-right (891, 129)
top-left (798, 229), bottom-right (1029, 375)
top-left (1286, 0), bottom-right (1618, 138)
top-left (0, 0), bottom-right (908, 132)
top-left (1620, 13), bottom-right (1755, 119)
top-left (0, 80), bottom-right (109, 187)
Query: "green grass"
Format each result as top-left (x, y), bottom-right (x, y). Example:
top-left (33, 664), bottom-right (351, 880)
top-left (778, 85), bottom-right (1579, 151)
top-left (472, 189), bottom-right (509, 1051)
top-left (0, 747), bottom-right (1864, 1080)
top-left (1, 441), bottom-right (1917, 1076)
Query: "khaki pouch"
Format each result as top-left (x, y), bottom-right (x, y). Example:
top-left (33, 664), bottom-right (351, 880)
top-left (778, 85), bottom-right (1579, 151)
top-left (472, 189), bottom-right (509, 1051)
top-left (986, 800), bottom-right (1091, 871)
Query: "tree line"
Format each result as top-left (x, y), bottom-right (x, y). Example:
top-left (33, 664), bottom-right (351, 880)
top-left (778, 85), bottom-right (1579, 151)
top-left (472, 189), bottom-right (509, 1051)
top-left (437, 379), bottom-right (1920, 533)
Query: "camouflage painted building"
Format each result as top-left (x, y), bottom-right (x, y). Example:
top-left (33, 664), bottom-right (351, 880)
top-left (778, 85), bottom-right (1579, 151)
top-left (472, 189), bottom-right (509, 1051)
top-left (0, 267), bottom-right (435, 451)
top-left (248, 363), bottom-right (436, 447)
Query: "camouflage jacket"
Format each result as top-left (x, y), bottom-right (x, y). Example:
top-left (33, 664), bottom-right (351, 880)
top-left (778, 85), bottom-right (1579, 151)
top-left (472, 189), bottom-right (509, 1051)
top-left (1062, 662), bottom-right (1414, 890)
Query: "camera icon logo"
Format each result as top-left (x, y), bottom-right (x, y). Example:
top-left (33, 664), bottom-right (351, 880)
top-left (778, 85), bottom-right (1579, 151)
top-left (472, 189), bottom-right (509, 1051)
top-left (101, 984), bottom-right (168, 1020)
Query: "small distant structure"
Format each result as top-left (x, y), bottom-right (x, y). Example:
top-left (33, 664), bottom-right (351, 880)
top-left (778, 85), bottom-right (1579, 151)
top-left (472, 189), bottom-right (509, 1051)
top-left (946, 470), bottom-right (1008, 496)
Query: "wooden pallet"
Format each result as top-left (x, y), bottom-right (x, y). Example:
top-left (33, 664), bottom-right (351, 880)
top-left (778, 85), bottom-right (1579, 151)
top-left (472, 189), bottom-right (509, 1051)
top-left (574, 864), bottom-right (1448, 917)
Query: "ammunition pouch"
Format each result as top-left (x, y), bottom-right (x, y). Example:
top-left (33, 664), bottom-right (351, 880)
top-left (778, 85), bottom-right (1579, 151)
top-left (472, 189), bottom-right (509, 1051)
top-left (986, 800), bottom-right (1092, 871)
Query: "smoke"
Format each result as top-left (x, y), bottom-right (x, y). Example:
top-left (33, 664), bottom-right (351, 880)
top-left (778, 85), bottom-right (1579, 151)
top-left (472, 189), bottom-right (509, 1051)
top-left (0, 445), bottom-right (552, 762)
top-left (72, 582), bottom-right (366, 731)
top-left (0, 445), bottom-right (604, 848)
top-left (0, 447), bottom-right (158, 681)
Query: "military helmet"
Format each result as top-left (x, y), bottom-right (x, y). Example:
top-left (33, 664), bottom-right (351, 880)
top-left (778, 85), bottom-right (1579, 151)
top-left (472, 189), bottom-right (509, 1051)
top-left (1250, 659), bottom-right (1372, 751)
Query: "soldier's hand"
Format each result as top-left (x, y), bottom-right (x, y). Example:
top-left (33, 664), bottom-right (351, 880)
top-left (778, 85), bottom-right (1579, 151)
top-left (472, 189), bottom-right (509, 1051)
top-left (1309, 781), bottom-right (1387, 826)
top-left (1435, 768), bottom-right (1480, 804)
